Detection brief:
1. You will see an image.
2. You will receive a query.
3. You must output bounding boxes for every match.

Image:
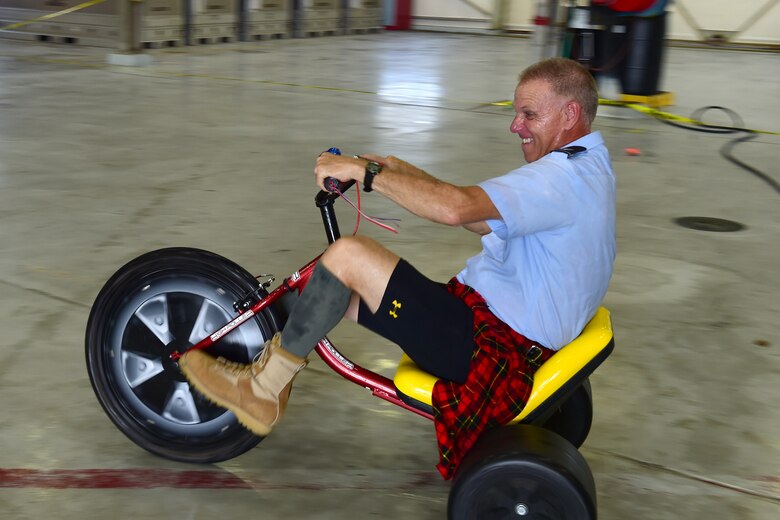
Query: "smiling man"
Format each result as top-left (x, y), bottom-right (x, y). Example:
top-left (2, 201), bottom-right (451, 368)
top-left (512, 59), bottom-right (600, 163)
top-left (180, 57), bottom-right (616, 479)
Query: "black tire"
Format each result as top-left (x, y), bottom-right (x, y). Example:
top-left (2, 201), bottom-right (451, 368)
top-left (538, 379), bottom-right (593, 448)
top-left (448, 425), bottom-right (597, 520)
top-left (86, 247), bottom-right (282, 463)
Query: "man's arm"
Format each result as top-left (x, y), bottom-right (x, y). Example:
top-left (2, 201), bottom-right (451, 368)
top-left (314, 154), bottom-right (501, 230)
top-left (462, 221), bottom-right (492, 235)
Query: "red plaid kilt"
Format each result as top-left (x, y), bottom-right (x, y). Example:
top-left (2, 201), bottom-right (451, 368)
top-left (432, 279), bottom-right (554, 480)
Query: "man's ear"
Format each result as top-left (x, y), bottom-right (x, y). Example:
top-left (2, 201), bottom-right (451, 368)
top-left (563, 101), bottom-right (581, 130)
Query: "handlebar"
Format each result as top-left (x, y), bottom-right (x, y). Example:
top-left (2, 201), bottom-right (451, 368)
top-left (323, 176), bottom-right (352, 193)
top-left (315, 178), bottom-right (355, 207)
top-left (315, 147), bottom-right (356, 208)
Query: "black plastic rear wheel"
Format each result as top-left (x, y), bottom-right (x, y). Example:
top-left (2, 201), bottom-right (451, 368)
top-left (86, 247), bottom-right (282, 463)
top-left (448, 425), bottom-right (597, 520)
top-left (538, 379), bottom-right (593, 448)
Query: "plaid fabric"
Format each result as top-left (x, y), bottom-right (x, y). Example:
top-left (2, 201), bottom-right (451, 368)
top-left (432, 279), bottom-right (554, 480)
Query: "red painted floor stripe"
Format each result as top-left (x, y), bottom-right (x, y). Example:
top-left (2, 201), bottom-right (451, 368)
top-left (0, 468), bottom-right (441, 491)
top-left (0, 469), bottom-right (253, 489)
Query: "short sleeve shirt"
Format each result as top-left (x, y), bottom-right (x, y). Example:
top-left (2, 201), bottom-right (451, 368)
top-left (457, 131), bottom-right (616, 349)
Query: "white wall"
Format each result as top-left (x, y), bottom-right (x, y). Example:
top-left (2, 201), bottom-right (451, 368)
top-left (411, 0), bottom-right (501, 30)
top-left (410, 0), bottom-right (780, 45)
top-left (666, 0), bottom-right (780, 44)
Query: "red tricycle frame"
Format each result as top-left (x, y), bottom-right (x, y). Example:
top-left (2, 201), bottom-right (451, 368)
top-left (171, 179), bottom-right (434, 421)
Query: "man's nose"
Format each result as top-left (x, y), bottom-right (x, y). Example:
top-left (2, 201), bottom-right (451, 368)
top-left (510, 115), bottom-right (524, 133)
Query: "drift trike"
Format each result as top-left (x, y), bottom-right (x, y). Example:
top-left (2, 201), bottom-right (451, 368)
top-left (86, 161), bottom-right (614, 519)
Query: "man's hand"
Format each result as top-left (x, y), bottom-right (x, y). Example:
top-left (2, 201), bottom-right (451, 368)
top-left (314, 153), bottom-right (366, 190)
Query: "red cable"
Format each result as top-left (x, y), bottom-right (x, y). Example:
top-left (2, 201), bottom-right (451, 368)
top-left (335, 185), bottom-right (399, 234)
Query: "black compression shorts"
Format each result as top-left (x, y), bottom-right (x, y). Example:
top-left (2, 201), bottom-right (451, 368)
top-left (357, 259), bottom-right (476, 384)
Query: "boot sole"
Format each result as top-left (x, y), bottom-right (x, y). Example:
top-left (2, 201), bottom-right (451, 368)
top-left (180, 360), bottom-right (273, 437)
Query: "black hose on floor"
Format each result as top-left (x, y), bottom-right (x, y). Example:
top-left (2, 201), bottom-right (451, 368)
top-left (655, 105), bottom-right (780, 196)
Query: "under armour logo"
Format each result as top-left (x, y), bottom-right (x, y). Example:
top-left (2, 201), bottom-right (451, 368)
top-left (389, 300), bottom-right (402, 319)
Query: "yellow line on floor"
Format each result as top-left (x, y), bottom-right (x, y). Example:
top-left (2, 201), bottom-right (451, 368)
top-left (0, 0), bottom-right (106, 32)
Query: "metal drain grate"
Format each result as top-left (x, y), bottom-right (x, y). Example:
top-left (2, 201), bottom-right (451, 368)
top-left (674, 217), bottom-right (746, 232)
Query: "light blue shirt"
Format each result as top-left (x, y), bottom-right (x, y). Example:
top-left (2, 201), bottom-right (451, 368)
top-left (457, 131), bottom-right (616, 350)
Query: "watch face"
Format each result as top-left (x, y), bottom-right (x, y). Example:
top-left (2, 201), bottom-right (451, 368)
top-left (367, 161), bottom-right (382, 174)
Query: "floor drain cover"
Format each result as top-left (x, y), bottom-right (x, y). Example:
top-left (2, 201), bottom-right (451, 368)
top-left (674, 216), bottom-right (745, 232)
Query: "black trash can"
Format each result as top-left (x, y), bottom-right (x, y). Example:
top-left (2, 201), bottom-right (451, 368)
top-left (620, 12), bottom-right (666, 95)
top-left (592, 8), bottom-right (629, 82)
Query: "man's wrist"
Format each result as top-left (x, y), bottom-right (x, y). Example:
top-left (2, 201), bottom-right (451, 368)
top-left (362, 160), bottom-right (383, 192)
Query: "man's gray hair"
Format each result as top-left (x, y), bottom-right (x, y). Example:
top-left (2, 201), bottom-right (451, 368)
top-left (519, 58), bottom-right (599, 124)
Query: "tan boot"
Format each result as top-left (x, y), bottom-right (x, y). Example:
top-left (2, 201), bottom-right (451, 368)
top-left (179, 333), bottom-right (308, 436)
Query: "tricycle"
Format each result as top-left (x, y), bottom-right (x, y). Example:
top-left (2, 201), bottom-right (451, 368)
top-left (85, 154), bottom-right (614, 519)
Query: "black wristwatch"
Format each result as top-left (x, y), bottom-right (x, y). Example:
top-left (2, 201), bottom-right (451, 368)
top-left (363, 160), bottom-right (383, 192)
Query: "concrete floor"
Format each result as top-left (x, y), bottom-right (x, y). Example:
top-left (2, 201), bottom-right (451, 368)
top-left (0, 32), bottom-right (778, 519)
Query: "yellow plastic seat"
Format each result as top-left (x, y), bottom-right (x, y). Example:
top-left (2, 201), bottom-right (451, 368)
top-left (393, 307), bottom-right (614, 422)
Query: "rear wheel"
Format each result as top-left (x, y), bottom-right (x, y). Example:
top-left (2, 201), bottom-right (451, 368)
top-left (86, 247), bottom-right (282, 463)
top-left (448, 425), bottom-right (597, 520)
top-left (539, 379), bottom-right (593, 448)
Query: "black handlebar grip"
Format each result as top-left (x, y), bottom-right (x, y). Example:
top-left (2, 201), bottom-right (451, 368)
top-left (323, 148), bottom-right (343, 192)
top-left (324, 177), bottom-right (342, 193)
top-left (323, 177), bottom-right (356, 194)
top-left (320, 148), bottom-right (355, 194)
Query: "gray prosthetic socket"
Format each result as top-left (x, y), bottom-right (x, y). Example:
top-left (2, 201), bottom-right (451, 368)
top-left (280, 263), bottom-right (351, 358)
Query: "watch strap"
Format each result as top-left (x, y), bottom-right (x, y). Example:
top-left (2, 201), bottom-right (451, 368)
top-left (363, 160), bottom-right (382, 192)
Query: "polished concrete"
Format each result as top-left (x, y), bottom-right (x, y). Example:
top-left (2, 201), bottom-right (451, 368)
top-left (0, 32), bottom-right (778, 519)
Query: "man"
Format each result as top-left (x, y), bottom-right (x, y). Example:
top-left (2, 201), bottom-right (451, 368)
top-left (180, 57), bottom-right (616, 478)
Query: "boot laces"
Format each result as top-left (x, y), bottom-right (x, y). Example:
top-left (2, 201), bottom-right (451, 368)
top-left (215, 357), bottom-right (255, 377)
top-left (214, 339), bottom-right (274, 377)
top-left (251, 345), bottom-right (272, 373)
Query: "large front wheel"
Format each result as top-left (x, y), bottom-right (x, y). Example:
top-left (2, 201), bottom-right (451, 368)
top-left (86, 247), bottom-right (282, 463)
